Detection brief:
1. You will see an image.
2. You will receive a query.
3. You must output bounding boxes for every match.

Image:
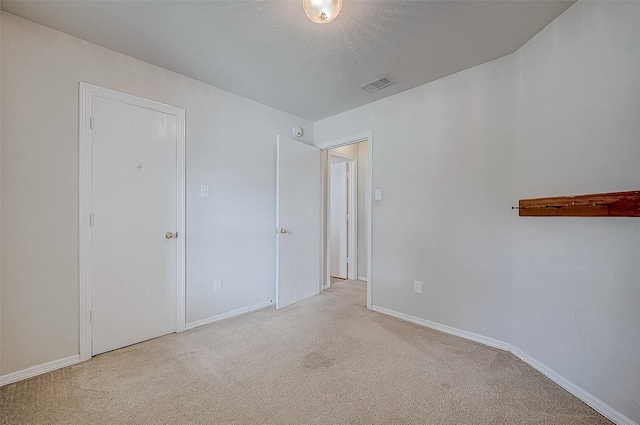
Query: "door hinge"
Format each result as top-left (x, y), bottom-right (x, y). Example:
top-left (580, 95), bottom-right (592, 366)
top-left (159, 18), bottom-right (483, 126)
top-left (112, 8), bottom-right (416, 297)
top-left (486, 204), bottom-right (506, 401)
top-left (89, 213), bottom-right (94, 226)
top-left (346, 214), bottom-right (350, 221)
top-left (90, 310), bottom-right (94, 323)
top-left (346, 257), bottom-right (350, 264)
top-left (89, 116), bottom-right (94, 130)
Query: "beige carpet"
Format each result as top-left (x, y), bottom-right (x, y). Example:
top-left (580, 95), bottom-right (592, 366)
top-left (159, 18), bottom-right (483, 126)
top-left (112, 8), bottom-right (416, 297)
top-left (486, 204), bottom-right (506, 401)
top-left (1, 280), bottom-right (610, 424)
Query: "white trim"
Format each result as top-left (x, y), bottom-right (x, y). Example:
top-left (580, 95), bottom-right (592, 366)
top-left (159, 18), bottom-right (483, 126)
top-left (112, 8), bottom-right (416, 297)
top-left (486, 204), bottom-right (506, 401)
top-left (275, 137), bottom-right (281, 305)
top-left (366, 133), bottom-right (372, 310)
top-left (510, 347), bottom-right (638, 425)
top-left (0, 355), bottom-right (81, 387)
top-left (315, 131), bottom-right (371, 150)
top-left (320, 150), bottom-right (328, 294)
top-left (357, 276), bottom-right (368, 282)
top-left (79, 84), bottom-right (92, 361)
top-left (370, 304), bottom-right (636, 425)
top-left (79, 82), bottom-right (186, 361)
top-left (318, 131), bottom-right (373, 310)
top-left (371, 305), bottom-right (511, 351)
top-left (185, 301), bottom-right (274, 330)
top-left (348, 160), bottom-right (358, 280)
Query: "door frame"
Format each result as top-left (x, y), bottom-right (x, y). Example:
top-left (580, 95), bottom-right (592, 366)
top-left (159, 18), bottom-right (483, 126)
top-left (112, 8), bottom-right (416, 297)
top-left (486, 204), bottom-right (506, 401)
top-left (78, 83), bottom-right (186, 361)
top-left (317, 131), bottom-right (373, 310)
top-left (327, 152), bottom-right (357, 281)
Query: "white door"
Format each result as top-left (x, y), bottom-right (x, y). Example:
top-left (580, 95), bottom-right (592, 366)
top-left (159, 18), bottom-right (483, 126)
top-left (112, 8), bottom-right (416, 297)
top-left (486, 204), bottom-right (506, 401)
top-left (330, 162), bottom-right (348, 279)
top-left (91, 96), bottom-right (178, 355)
top-left (276, 136), bottom-right (321, 309)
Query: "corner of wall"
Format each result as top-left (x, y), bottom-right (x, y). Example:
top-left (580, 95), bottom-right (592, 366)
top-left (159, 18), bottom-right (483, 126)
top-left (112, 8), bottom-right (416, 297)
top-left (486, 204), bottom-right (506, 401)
top-left (510, 2), bottom-right (640, 423)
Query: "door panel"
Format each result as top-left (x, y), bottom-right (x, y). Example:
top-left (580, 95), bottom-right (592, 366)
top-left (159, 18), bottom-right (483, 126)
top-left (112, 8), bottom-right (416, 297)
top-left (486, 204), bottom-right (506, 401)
top-left (330, 162), bottom-right (348, 279)
top-left (92, 96), bottom-right (177, 355)
top-left (276, 136), bottom-right (321, 309)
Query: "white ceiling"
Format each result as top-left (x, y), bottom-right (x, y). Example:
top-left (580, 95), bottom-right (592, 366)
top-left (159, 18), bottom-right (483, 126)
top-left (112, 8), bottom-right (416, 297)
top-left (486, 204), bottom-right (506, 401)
top-left (1, 0), bottom-right (575, 121)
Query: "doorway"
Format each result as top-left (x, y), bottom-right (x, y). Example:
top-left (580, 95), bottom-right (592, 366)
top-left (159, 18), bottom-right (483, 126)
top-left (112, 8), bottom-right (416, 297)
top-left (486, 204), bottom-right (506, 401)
top-left (79, 83), bottom-right (186, 360)
top-left (320, 133), bottom-right (372, 309)
top-left (328, 152), bottom-right (356, 281)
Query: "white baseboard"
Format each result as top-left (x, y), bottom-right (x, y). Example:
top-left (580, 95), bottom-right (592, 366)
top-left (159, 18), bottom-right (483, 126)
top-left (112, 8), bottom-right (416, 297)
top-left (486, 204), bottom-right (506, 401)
top-left (510, 347), bottom-right (638, 425)
top-left (357, 276), bottom-right (368, 282)
top-left (370, 305), bottom-right (637, 425)
top-left (2, 304), bottom-right (635, 425)
top-left (371, 305), bottom-right (511, 351)
top-left (0, 354), bottom-right (81, 387)
top-left (185, 300), bottom-right (273, 330)
top-left (0, 302), bottom-right (273, 387)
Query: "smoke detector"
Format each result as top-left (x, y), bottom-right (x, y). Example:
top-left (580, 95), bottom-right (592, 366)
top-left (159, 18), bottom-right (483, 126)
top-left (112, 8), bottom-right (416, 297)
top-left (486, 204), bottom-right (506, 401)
top-left (360, 75), bottom-right (394, 93)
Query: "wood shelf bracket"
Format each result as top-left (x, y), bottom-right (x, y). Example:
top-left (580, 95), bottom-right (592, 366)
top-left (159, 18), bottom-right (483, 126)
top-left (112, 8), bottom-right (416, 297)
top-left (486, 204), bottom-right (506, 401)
top-left (513, 190), bottom-right (640, 217)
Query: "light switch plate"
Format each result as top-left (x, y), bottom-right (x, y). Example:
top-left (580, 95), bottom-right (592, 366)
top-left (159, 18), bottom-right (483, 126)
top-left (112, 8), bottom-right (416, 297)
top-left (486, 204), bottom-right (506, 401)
top-left (201, 184), bottom-right (210, 197)
top-left (374, 189), bottom-right (383, 201)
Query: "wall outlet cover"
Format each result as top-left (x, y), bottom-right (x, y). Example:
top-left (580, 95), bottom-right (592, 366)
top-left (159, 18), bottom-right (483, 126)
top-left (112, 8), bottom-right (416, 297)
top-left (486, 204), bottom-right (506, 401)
top-left (413, 281), bottom-right (422, 294)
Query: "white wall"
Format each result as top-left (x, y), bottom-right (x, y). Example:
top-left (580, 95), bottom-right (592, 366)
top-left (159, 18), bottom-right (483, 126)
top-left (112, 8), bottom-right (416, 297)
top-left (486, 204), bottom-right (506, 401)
top-left (316, 56), bottom-right (516, 344)
top-left (316, 2), bottom-right (640, 423)
top-left (2, 3), bottom-right (638, 422)
top-left (512, 2), bottom-right (640, 422)
top-left (0, 12), bottom-right (313, 375)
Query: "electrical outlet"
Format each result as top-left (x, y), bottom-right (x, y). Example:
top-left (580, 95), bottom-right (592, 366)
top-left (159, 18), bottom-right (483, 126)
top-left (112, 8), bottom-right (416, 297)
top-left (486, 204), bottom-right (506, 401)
top-left (213, 280), bottom-right (222, 292)
top-left (413, 281), bottom-right (422, 294)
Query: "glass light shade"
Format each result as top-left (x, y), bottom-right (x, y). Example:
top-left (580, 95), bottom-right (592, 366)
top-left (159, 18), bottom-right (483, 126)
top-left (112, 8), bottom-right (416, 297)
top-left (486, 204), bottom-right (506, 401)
top-left (302, 0), bottom-right (342, 24)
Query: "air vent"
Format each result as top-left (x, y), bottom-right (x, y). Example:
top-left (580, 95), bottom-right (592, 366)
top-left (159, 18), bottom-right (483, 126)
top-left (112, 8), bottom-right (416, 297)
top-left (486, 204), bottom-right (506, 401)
top-left (360, 75), bottom-right (394, 93)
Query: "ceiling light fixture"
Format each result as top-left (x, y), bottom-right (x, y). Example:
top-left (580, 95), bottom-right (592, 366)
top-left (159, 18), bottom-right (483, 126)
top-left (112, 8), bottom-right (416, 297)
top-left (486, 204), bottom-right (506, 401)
top-left (303, 0), bottom-right (342, 24)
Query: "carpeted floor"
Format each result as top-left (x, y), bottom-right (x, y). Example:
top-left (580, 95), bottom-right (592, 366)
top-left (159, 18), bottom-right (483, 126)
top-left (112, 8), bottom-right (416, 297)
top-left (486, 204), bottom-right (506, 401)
top-left (1, 280), bottom-right (610, 424)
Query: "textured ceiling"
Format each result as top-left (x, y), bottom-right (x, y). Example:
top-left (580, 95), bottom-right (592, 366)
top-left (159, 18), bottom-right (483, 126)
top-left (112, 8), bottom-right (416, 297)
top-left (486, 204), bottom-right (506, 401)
top-left (1, 0), bottom-right (575, 121)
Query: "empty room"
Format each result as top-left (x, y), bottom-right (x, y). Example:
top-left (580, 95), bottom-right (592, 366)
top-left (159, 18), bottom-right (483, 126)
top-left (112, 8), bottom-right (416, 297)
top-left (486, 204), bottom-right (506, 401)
top-left (1, 1), bottom-right (639, 424)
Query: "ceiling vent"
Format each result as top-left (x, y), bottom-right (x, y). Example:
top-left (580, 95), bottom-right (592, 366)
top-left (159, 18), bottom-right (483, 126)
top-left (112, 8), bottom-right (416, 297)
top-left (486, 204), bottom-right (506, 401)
top-left (360, 75), bottom-right (394, 93)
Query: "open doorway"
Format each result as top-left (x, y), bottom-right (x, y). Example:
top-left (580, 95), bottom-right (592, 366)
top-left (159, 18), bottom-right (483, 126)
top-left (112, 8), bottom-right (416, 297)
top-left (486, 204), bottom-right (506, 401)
top-left (324, 141), bottom-right (369, 291)
top-left (328, 152), bottom-right (356, 280)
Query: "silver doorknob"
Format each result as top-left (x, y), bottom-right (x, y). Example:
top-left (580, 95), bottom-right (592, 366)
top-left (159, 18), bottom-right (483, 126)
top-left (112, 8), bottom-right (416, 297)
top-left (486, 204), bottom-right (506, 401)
top-left (279, 228), bottom-right (287, 234)
top-left (165, 231), bottom-right (178, 239)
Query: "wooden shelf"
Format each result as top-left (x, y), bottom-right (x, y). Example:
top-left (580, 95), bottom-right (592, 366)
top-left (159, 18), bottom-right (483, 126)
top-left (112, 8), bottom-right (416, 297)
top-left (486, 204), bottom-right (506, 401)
top-left (515, 191), bottom-right (640, 217)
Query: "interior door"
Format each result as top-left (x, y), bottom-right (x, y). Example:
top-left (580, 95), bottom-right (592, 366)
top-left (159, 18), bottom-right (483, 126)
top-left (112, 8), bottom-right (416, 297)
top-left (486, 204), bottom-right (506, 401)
top-left (276, 135), bottom-right (321, 309)
top-left (91, 95), bottom-right (178, 355)
top-left (330, 161), bottom-right (348, 279)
